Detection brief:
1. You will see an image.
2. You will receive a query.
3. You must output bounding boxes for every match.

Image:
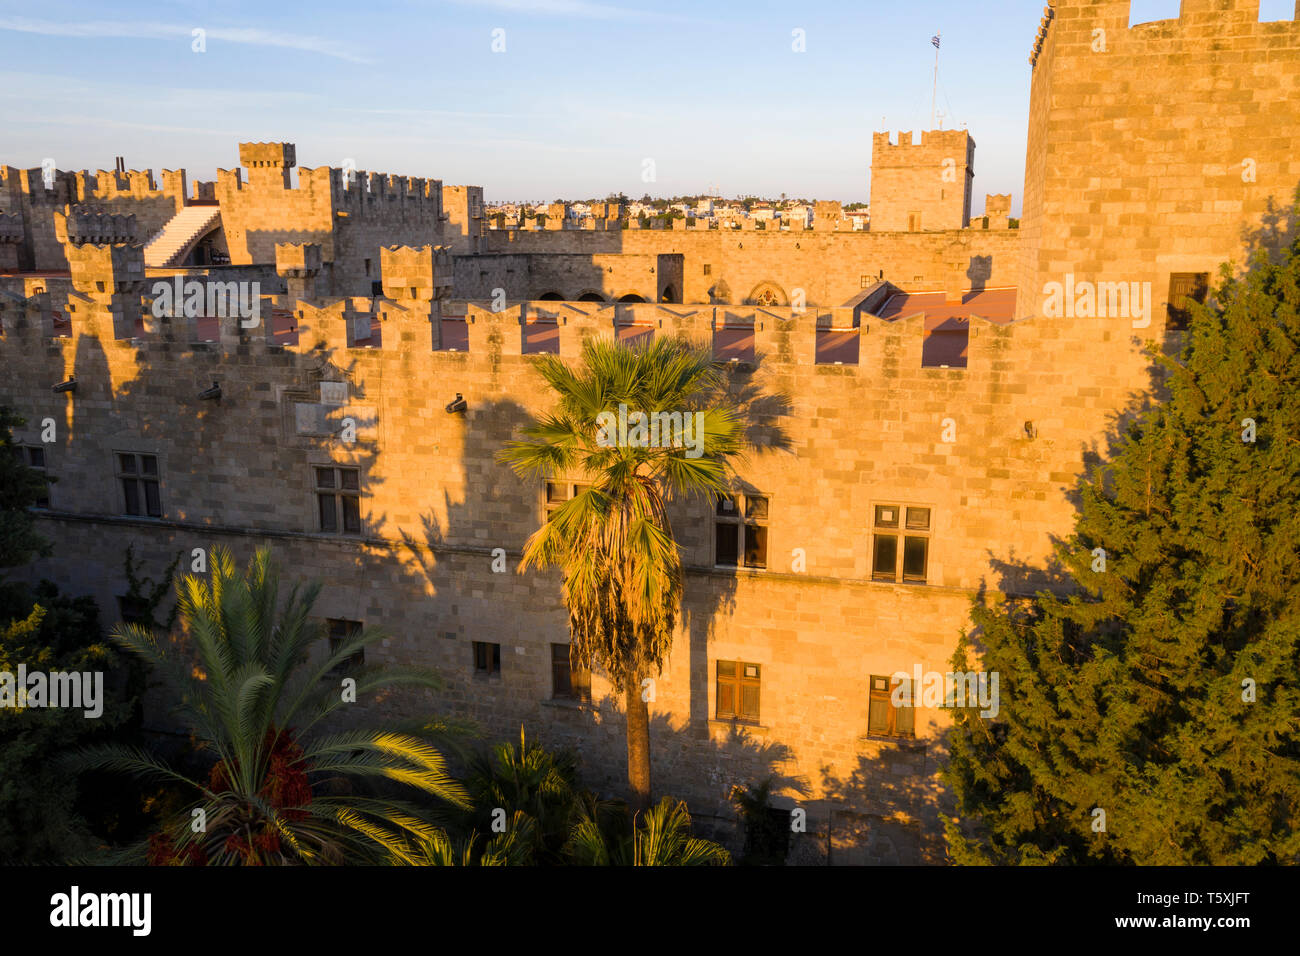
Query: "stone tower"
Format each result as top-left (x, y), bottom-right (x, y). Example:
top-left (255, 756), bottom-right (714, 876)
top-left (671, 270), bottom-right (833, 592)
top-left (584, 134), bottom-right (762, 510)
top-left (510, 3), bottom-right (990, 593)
top-left (238, 142), bottom-right (296, 189)
top-left (1015, 0), bottom-right (1300, 324)
top-left (869, 129), bottom-right (975, 232)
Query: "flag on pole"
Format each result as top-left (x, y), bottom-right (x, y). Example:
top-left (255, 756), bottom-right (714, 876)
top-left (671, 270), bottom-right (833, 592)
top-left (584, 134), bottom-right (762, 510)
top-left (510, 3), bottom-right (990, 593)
top-left (932, 35), bottom-right (941, 49)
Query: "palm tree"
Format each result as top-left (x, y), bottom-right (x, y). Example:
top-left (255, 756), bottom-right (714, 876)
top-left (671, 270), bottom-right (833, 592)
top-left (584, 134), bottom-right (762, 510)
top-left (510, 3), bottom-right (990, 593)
top-left (64, 546), bottom-right (469, 864)
top-left (411, 811), bottom-right (539, 866)
top-left (565, 795), bottom-right (731, 866)
top-left (499, 335), bottom-right (748, 811)
top-left (463, 726), bottom-right (579, 863)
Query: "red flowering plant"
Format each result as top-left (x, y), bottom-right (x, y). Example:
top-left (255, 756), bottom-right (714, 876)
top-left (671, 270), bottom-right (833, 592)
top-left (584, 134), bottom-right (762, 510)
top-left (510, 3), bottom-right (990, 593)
top-left (64, 547), bottom-right (470, 865)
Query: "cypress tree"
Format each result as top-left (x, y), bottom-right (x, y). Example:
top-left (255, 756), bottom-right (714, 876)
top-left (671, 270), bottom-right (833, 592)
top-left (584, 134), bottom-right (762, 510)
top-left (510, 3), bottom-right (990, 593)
top-left (945, 232), bottom-right (1300, 865)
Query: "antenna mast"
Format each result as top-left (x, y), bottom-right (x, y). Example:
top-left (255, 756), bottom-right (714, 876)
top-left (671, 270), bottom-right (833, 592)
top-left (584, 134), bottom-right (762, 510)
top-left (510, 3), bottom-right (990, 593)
top-left (930, 31), bottom-right (941, 128)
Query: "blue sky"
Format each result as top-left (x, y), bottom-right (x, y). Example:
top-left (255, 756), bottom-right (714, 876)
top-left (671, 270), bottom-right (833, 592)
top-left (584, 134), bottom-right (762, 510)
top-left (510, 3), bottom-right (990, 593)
top-left (0, 0), bottom-right (1049, 212)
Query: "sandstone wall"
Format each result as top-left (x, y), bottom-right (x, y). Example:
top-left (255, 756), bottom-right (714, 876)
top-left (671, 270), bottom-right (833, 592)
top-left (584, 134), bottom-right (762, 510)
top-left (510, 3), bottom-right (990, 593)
top-left (1016, 0), bottom-right (1300, 322)
top-left (0, 266), bottom-right (1158, 861)
top-left (482, 228), bottom-right (1021, 306)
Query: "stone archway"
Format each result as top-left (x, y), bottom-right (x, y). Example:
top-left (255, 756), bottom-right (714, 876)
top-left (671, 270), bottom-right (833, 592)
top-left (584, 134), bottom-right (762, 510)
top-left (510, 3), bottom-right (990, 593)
top-left (577, 291), bottom-right (606, 302)
top-left (538, 291), bottom-right (564, 301)
top-left (659, 284), bottom-right (679, 303)
top-left (618, 293), bottom-right (646, 303)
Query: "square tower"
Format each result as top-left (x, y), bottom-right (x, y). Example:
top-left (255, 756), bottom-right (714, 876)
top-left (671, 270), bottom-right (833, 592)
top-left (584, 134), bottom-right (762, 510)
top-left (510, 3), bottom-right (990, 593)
top-left (869, 129), bottom-right (975, 232)
top-left (1015, 1), bottom-right (1300, 324)
top-left (238, 142), bottom-right (296, 189)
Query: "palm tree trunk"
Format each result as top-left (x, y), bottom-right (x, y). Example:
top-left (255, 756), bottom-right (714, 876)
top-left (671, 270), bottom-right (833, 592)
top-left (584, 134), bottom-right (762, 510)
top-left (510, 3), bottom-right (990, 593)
top-left (624, 677), bottom-right (652, 815)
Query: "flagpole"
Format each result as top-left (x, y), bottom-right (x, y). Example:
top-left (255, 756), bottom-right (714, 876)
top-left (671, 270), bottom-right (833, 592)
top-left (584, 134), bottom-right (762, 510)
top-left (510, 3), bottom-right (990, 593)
top-left (931, 31), bottom-right (940, 129)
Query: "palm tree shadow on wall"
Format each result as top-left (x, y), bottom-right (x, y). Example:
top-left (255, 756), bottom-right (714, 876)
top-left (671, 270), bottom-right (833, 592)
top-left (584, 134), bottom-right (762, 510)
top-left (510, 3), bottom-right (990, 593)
top-left (683, 349), bottom-right (793, 741)
top-left (379, 343), bottom-right (796, 818)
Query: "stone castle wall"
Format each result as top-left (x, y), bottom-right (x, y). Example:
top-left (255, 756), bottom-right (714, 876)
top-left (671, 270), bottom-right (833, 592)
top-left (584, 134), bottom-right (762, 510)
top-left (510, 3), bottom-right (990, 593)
top-left (215, 154), bottom-right (445, 297)
top-left (0, 237), bottom-right (1156, 860)
top-left (479, 228), bottom-right (1022, 306)
top-left (1016, 0), bottom-right (1300, 322)
top-left (1, 166), bottom-right (184, 272)
top-left (1, 0), bottom-right (1296, 862)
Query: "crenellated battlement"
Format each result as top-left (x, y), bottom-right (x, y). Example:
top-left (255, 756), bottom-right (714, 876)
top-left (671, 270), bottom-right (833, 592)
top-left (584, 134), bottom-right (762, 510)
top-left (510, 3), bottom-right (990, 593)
top-left (239, 142), bottom-right (296, 169)
top-left (80, 168), bottom-right (158, 199)
top-left (63, 242), bottom-right (145, 292)
top-left (0, 287), bottom-right (1034, 368)
top-left (275, 241), bottom-right (323, 275)
top-left (380, 244), bottom-right (454, 302)
top-left (872, 129), bottom-right (976, 156)
top-left (331, 168), bottom-right (443, 213)
top-left (54, 206), bottom-right (138, 245)
top-left (1029, 2), bottom-right (1055, 66)
top-left (2, 165), bottom-right (79, 204)
top-left (1033, 0), bottom-right (1300, 67)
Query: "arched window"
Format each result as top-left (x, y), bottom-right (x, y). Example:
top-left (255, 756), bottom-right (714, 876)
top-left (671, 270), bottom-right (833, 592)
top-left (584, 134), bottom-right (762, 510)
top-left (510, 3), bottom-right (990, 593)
top-left (577, 292), bottom-right (605, 302)
top-left (618, 294), bottom-right (646, 303)
top-left (746, 282), bottom-right (785, 306)
top-left (538, 291), bottom-right (564, 301)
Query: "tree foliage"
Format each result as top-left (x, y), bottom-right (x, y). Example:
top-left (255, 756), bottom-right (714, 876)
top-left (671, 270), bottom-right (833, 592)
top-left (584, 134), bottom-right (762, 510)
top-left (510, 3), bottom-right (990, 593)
top-left (498, 335), bottom-right (749, 806)
top-left (0, 582), bottom-right (135, 863)
top-left (64, 545), bottom-right (469, 865)
top-left (945, 235), bottom-right (1300, 865)
top-left (0, 407), bottom-right (50, 573)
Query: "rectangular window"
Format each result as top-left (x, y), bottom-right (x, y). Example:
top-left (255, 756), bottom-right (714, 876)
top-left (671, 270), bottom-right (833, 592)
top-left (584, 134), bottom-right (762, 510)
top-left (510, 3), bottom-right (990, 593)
top-left (473, 641), bottom-right (501, 677)
top-left (716, 660), bottom-right (761, 723)
top-left (551, 643), bottom-right (591, 700)
top-left (326, 618), bottom-right (365, 675)
top-left (867, 674), bottom-right (916, 737)
top-left (117, 452), bottom-right (161, 518)
top-left (703, 264), bottom-right (712, 276)
top-left (1166, 272), bottom-right (1208, 331)
top-left (872, 504), bottom-right (930, 584)
top-left (315, 466), bottom-right (362, 535)
top-left (13, 445), bottom-right (51, 508)
top-left (714, 493), bottom-right (768, 569)
top-left (544, 481), bottom-right (591, 521)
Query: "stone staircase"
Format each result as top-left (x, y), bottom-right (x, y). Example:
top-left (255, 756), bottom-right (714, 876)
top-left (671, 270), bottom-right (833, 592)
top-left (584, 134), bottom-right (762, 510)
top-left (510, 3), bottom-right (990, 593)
top-left (143, 205), bottom-right (222, 267)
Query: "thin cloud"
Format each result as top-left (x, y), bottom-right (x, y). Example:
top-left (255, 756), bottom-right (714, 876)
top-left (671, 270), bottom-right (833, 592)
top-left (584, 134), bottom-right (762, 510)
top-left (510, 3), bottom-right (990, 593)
top-left (437, 0), bottom-right (690, 22)
top-left (0, 16), bottom-right (369, 63)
